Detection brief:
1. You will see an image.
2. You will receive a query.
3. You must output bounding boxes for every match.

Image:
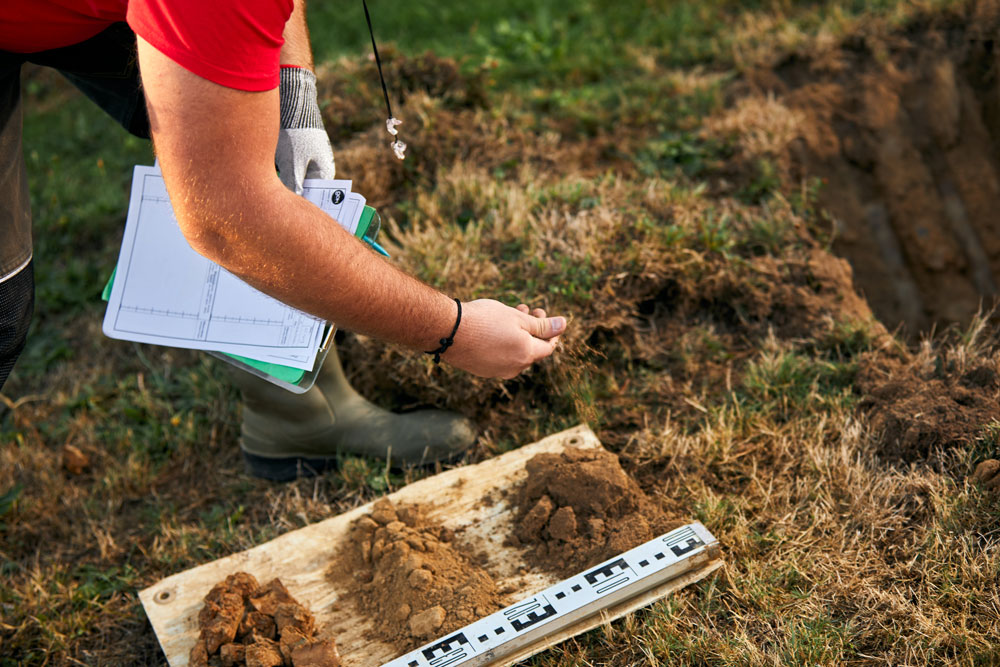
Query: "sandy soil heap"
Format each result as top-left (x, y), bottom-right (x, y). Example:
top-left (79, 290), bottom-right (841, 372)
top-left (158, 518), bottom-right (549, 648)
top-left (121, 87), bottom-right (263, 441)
top-left (333, 499), bottom-right (506, 653)
top-left (189, 572), bottom-right (340, 667)
top-left (508, 447), bottom-right (680, 574)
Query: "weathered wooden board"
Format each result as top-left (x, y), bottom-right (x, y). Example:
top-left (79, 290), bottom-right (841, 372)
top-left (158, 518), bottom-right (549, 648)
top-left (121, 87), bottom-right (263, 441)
top-left (139, 425), bottom-right (722, 666)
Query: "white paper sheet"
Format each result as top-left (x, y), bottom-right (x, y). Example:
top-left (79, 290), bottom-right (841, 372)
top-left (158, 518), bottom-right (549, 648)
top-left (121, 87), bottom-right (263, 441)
top-left (102, 166), bottom-right (363, 370)
top-left (302, 179), bottom-right (366, 235)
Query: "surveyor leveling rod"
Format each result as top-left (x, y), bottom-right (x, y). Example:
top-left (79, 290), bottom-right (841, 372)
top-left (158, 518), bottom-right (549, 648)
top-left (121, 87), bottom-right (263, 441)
top-left (381, 522), bottom-right (720, 667)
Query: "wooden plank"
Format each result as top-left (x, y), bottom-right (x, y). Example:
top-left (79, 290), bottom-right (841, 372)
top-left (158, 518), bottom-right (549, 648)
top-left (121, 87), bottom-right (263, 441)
top-left (139, 425), bottom-right (722, 667)
top-left (140, 425), bottom-right (600, 666)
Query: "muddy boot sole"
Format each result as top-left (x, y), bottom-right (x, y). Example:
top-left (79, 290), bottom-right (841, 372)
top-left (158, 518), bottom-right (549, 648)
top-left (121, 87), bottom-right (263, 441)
top-left (241, 449), bottom-right (340, 482)
top-left (242, 445), bottom-right (469, 482)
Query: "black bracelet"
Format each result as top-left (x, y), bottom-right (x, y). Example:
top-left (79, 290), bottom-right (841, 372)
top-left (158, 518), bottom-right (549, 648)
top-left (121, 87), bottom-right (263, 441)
top-left (425, 298), bottom-right (462, 364)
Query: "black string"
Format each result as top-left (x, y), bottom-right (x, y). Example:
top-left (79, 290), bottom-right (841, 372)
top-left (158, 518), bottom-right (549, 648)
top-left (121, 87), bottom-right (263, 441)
top-left (362, 0), bottom-right (393, 120)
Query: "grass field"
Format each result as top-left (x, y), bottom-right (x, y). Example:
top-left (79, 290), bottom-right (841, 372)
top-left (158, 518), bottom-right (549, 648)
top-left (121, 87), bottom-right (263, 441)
top-left (3, 0), bottom-right (1000, 665)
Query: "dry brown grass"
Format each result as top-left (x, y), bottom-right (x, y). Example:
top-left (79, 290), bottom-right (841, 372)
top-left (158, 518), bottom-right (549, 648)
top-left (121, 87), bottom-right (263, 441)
top-left (3, 2), bottom-right (1000, 665)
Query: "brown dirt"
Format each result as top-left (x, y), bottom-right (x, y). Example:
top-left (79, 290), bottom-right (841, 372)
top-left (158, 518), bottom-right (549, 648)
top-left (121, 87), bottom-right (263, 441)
top-left (972, 458), bottom-right (1000, 491)
top-left (696, 248), bottom-right (874, 341)
top-left (856, 353), bottom-right (1000, 464)
top-left (330, 499), bottom-right (507, 654)
top-left (61, 443), bottom-right (89, 475)
top-left (507, 447), bottom-right (683, 575)
top-left (739, 0), bottom-right (1000, 333)
top-left (189, 573), bottom-right (340, 667)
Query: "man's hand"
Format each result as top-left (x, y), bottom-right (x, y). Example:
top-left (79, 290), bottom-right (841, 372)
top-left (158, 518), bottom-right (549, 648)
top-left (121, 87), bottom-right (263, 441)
top-left (442, 301), bottom-right (565, 379)
top-left (275, 67), bottom-right (335, 193)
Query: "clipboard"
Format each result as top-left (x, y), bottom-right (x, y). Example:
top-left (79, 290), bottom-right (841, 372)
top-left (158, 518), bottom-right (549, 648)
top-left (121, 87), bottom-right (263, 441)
top-left (102, 205), bottom-right (386, 394)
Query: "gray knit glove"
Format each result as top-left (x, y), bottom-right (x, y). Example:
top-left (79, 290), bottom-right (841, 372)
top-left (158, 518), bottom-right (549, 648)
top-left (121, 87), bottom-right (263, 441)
top-left (276, 67), bottom-right (336, 194)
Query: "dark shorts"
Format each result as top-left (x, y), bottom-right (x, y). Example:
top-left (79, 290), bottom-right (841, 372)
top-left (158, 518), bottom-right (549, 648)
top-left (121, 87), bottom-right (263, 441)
top-left (0, 22), bottom-right (149, 387)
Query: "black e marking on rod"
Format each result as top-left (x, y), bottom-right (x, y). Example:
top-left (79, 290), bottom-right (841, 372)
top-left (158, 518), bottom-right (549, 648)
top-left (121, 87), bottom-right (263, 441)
top-left (503, 598), bottom-right (541, 620)
top-left (664, 526), bottom-right (704, 557)
top-left (584, 558), bottom-right (635, 594)
top-left (420, 632), bottom-right (471, 667)
top-left (503, 596), bottom-right (558, 633)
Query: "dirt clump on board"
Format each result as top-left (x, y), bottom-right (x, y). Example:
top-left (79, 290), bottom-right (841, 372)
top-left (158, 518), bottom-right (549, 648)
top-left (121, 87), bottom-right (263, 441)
top-left (331, 499), bottom-right (506, 653)
top-left (733, 0), bottom-right (1000, 332)
top-left (189, 572), bottom-right (340, 667)
top-left (856, 355), bottom-right (1000, 464)
top-left (508, 447), bottom-right (682, 574)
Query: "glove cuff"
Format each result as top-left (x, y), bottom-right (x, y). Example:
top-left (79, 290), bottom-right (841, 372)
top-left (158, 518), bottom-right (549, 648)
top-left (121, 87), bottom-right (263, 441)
top-left (278, 67), bottom-right (324, 130)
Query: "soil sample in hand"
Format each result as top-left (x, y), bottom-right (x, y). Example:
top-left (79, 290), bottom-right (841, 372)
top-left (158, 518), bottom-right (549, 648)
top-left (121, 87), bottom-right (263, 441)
top-left (189, 572), bottom-right (340, 667)
top-left (508, 447), bottom-right (680, 574)
top-left (331, 499), bottom-right (506, 653)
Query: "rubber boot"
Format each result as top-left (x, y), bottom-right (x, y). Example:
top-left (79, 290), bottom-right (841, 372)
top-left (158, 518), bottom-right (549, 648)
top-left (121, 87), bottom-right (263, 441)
top-left (233, 345), bottom-right (477, 481)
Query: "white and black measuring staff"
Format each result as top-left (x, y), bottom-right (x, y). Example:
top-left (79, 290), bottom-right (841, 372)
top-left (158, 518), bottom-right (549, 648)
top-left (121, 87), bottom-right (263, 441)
top-left (380, 522), bottom-right (719, 667)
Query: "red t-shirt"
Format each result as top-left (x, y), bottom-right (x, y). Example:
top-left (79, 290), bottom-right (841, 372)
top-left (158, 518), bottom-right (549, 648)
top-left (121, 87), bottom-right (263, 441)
top-left (0, 0), bottom-right (293, 91)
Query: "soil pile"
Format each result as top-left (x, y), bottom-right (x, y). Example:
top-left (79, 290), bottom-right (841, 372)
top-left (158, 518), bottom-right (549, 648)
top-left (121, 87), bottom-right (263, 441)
top-left (856, 355), bottom-right (1000, 464)
top-left (742, 0), bottom-right (1000, 332)
top-left (508, 447), bottom-right (680, 574)
top-left (333, 499), bottom-right (506, 653)
top-left (189, 572), bottom-right (340, 667)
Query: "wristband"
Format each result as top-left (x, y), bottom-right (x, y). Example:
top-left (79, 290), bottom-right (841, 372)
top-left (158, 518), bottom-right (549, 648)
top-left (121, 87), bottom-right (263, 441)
top-left (425, 299), bottom-right (462, 364)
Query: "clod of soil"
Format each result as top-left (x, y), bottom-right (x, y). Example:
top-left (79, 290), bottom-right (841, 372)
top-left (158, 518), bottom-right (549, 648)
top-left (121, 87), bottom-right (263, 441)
top-left (189, 572), bottom-right (340, 667)
top-left (972, 459), bottom-right (1000, 491)
top-left (508, 447), bottom-right (681, 574)
top-left (61, 444), bottom-right (89, 475)
top-left (856, 356), bottom-right (1000, 463)
top-left (331, 499), bottom-right (506, 653)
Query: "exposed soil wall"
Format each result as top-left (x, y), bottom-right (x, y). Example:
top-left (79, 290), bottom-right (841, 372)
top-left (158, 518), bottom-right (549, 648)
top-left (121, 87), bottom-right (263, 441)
top-left (747, 0), bottom-right (1000, 333)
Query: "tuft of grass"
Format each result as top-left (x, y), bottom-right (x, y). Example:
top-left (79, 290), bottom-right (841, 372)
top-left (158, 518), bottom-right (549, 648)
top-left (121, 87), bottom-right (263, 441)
top-left (739, 347), bottom-right (857, 420)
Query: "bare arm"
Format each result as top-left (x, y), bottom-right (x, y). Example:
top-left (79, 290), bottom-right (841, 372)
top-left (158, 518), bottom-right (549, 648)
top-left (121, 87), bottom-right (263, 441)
top-left (135, 38), bottom-right (564, 378)
top-left (280, 0), bottom-right (313, 69)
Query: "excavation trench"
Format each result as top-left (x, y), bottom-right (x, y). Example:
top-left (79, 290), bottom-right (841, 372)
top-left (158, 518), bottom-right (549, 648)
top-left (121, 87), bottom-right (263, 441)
top-left (748, 4), bottom-right (1000, 334)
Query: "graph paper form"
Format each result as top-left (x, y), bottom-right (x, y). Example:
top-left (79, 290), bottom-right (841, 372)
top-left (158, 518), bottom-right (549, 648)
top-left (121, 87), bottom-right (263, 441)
top-left (102, 166), bottom-right (361, 370)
